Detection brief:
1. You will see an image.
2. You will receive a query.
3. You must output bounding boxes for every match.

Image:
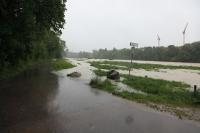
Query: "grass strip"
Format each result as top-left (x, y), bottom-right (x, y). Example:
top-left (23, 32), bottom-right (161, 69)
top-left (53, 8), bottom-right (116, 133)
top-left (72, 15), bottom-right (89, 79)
top-left (91, 69), bottom-right (200, 107)
top-left (52, 59), bottom-right (75, 71)
top-left (89, 61), bottom-right (200, 71)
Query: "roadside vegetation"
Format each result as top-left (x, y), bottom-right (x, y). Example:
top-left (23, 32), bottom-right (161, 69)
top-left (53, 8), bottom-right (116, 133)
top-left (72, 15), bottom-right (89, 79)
top-left (90, 74), bottom-right (200, 120)
top-left (0, 60), bottom-right (46, 80)
top-left (91, 69), bottom-right (200, 107)
top-left (70, 42), bottom-right (200, 63)
top-left (0, 59), bottom-right (75, 79)
top-left (89, 61), bottom-right (200, 71)
top-left (90, 77), bottom-right (116, 92)
top-left (122, 75), bottom-right (195, 106)
top-left (0, 0), bottom-right (67, 79)
top-left (93, 69), bottom-right (107, 76)
top-left (52, 59), bottom-right (75, 71)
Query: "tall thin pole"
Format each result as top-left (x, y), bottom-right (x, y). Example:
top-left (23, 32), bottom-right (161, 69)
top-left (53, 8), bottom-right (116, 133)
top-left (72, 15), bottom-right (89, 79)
top-left (129, 42), bottom-right (138, 77)
top-left (130, 48), bottom-right (133, 76)
top-left (129, 48), bottom-right (133, 77)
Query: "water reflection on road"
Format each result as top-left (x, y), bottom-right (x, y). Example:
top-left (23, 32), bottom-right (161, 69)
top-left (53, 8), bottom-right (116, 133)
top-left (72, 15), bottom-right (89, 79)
top-left (0, 61), bottom-right (200, 133)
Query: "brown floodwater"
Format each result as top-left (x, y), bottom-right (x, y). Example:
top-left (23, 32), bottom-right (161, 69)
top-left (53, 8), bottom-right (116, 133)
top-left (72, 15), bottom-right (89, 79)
top-left (0, 62), bottom-right (200, 133)
top-left (87, 58), bottom-right (200, 89)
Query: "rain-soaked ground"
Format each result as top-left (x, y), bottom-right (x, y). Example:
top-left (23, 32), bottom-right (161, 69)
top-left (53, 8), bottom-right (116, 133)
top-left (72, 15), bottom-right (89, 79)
top-left (88, 58), bottom-right (200, 89)
top-left (0, 59), bottom-right (200, 133)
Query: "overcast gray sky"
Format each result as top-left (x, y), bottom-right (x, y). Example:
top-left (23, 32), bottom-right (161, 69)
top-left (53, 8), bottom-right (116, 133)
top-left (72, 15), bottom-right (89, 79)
top-left (61, 0), bottom-right (200, 52)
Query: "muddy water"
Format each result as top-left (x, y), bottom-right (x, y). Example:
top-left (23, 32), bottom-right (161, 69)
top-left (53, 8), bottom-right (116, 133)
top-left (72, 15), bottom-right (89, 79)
top-left (87, 58), bottom-right (200, 89)
top-left (0, 60), bottom-right (200, 133)
top-left (89, 58), bottom-right (200, 67)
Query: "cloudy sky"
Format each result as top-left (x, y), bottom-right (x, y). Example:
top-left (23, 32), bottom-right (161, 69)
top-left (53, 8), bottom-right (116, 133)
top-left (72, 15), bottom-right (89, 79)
top-left (61, 0), bottom-right (200, 52)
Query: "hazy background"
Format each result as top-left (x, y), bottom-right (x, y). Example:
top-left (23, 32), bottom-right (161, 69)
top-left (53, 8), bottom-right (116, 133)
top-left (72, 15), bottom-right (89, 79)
top-left (61, 0), bottom-right (200, 52)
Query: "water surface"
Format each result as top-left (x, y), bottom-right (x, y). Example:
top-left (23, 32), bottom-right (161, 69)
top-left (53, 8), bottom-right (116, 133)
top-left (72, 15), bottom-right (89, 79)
top-left (0, 61), bottom-right (200, 133)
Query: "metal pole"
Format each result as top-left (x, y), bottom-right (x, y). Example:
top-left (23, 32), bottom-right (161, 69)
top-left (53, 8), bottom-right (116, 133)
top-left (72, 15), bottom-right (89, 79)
top-left (129, 42), bottom-right (138, 77)
top-left (131, 48), bottom-right (133, 70)
top-left (129, 47), bottom-right (134, 77)
top-left (129, 50), bottom-right (132, 77)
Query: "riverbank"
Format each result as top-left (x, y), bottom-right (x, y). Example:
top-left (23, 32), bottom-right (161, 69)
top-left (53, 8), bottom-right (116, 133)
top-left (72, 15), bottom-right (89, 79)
top-left (1, 58), bottom-right (200, 132)
top-left (90, 68), bottom-right (200, 121)
top-left (89, 60), bottom-right (200, 71)
top-left (0, 58), bottom-right (75, 80)
top-left (51, 59), bottom-right (76, 71)
top-left (88, 59), bottom-right (200, 88)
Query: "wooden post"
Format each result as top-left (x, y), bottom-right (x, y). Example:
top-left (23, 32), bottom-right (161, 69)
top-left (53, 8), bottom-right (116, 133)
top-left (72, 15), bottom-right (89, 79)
top-left (194, 85), bottom-right (197, 97)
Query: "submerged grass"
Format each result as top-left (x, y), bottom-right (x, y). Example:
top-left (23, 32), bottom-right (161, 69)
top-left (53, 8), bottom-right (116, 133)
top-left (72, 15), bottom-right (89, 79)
top-left (93, 69), bottom-right (107, 76)
top-left (0, 59), bottom-right (49, 80)
top-left (90, 77), bottom-right (116, 92)
top-left (122, 75), bottom-right (195, 106)
top-left (89, 61), bottom-right (200, 71)
top-left (90, 61), bottom-right (200, 120)
top-left (89, 77), bottom-right (200, 121)
top-left (52, 59), bottom-right (75, 71)
top-left (91, 68), bottom-right (200, 107)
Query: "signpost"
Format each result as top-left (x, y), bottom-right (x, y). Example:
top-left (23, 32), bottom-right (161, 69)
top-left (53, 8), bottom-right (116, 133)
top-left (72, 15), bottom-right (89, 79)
top-left (129, 42), bottom-right (138, 76)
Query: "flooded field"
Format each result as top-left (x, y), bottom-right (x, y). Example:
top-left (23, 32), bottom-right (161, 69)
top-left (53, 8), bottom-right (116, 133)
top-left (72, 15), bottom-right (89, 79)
top-left (87, 58), bottom-right (200, 90)
top-left (0, 58), bottom-right (200, 133)
top-left (90, 59), bottom-right (200, 67)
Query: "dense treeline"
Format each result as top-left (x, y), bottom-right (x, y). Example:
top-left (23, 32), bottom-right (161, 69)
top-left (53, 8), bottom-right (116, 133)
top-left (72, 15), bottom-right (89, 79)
top-left (0, 0), bottom-right (67, 70)
top-left (70, 42), bottom-right (200, 63)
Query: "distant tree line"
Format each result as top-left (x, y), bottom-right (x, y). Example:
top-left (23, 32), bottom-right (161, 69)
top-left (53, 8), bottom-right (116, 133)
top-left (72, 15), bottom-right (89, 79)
top-left (0, 0), bottom-right (67, 69)
top-left (68, 42), bottom-right (200, 63)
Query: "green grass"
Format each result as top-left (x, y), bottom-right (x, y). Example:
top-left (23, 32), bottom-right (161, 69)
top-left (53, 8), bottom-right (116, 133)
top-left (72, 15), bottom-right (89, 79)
top-left (0, 58), bottom-right (75, 80)
top-left (89, 77), bottom-right (200, 121)
top-left (89, 61), bottom-right (200, 71)
top-left (93, 69), bottom-right (107, 76)
top-left (0, 59), bottom-right (48, 80)
top-left (122, 75), bottom-right (196, 106)
top-left (52, 59), bottom-right (75, 71)
top-left (89, 61), bottom-right (128, 70)
top-left (90, 77), bottom-right (116, 92)
top-left (90, 70), bottom-right (200, 107)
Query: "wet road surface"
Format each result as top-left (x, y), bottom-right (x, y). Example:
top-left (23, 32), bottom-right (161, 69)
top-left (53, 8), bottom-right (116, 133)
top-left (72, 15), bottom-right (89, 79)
top-left (0, 61), bottom-right (200, 133)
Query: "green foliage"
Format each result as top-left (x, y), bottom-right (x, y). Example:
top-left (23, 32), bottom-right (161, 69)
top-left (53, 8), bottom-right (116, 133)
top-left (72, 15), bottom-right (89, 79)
top-left (0, 0), bottom-right (66, 77)
top-left (89, 61), bottom-right (200, 71)
top-left (0, 0), bottom-right (67, 76)
top-left (93, 69), bottom-right (107, 76)
top-left (81, 42), bottom-right (200, 63)
top-left (91, 67), bottom-right (195, 106)
top-left (89, 76), bottom-right (199, 107)
top-left (78, 52), bottom-right (92, 58)
top-left (90, 78), bottom-right (116, 92)
top-left (52, 59), bottom-right (75, 71)
top-left (122, 75), bottom-right (193, 106)
top-left (91, 67), bottom-right (200, 106)
top-left (0, 59), bottom-right (47, 80)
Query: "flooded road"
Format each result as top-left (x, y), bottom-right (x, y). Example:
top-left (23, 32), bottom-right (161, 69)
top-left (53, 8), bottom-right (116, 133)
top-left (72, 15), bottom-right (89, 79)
top-left (0, 60), bottom-right (200, 133)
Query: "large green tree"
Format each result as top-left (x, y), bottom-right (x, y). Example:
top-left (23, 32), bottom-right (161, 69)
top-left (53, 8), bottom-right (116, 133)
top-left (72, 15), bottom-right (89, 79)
top-left (0, 0), bottom-right (67, 68)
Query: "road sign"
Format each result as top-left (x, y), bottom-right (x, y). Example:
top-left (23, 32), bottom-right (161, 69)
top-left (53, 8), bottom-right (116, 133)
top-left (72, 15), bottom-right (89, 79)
top-left (130, 42), bottom-right (138, 47)
top-left (129, 42), bottom-right (139, 77)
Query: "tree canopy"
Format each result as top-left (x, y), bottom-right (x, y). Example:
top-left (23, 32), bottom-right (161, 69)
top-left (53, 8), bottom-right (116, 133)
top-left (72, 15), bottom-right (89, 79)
top-left (70, 42), bottom-right (200, 63)
top-left (0, 0), bottom-right (67, 68)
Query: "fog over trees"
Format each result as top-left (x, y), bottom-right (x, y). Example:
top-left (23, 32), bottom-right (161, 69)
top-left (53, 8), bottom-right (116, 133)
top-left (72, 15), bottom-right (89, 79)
top-left (68, 41), bottom-right (200, 63)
